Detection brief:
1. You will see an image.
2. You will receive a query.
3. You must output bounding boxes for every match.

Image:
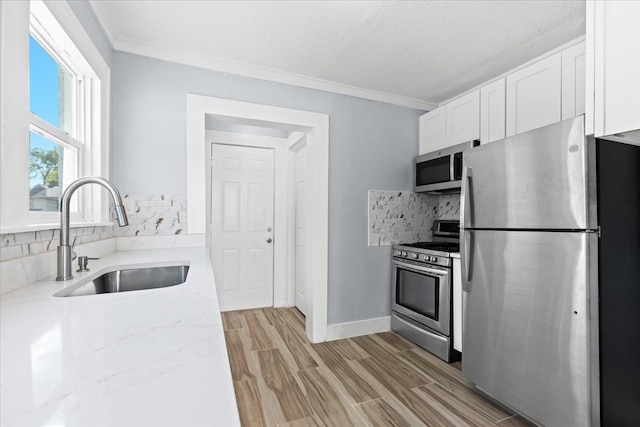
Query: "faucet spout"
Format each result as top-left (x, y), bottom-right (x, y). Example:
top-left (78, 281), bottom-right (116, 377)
top-left (56, 177), bottom-right (129, 281)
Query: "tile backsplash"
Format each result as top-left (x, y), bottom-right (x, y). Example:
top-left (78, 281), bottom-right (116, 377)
top-left (437, 193), bottom-right (461, 220)
top-left (0, 193), bottom-right (194, 295)
top-left (368, 190), bottom-right (461, 246)
top-left (0, 194), bottom-right (187, 262)
top-left (115, 194), bottom-right (187, 237)
top-left (1, 226), bottom-right (113, 262)
top-left (368, 190), bottom-right (438, 246)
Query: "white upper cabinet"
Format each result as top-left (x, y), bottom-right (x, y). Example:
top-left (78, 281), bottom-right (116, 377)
top-left (419, 91), bottom-right (479, 154)
top-left (588, 1), bottom-right (640, 139)
top-left (446, 90), bottom-right (480, 146)
top-left (419, 106), bottom-right (446, 154)
top-left (421, 39), bottom-right (588, 151)
top-left (480, 78), bottom-right (506, 144)
top-left (562, 41), bottom-right (586, 120)
top-left (506, 53), bottom-right (562, 137)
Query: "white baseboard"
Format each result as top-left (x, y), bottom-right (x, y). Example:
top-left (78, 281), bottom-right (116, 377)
top-left (326, 316), bottom-right (391, 341)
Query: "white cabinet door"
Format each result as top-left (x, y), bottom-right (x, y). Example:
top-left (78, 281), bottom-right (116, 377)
top-left (446, 90), bottom-right (480, 146)
top-left (506, 53), bottom-right (562, 137)
top-left (562, 41), bottom-right (586, 120)
top-left (480, 78), bottom-right (506, 144)
top-left (453, 257), bottom-right (462, 352)
top-left (419, 106), bottom-right (446, 154)
top-left (211, 144), bottom-right (275, 311)
top-left (592, 1), bottom-right (640, 139)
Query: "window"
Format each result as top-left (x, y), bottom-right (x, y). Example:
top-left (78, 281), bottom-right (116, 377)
top-left (0, 0), bottom-right (110, 230)
top-left (28, 0), bottom-right (97, 218)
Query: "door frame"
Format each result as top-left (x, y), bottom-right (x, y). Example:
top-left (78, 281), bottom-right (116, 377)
top-left (287, 134), bottom-right (308, 313)
top-left (186, 94), bottom-right (329, 343)
top-left (207, 132), bottom-right (287, 311)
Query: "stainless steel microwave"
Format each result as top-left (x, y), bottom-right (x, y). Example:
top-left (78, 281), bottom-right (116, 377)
top-left (415, 140), bottom-right (479, 193)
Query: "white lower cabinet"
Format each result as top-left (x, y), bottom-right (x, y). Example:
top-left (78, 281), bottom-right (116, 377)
top-left (453, 257), bottom-right (463, 353)
top-left (506, 52), bottom-right (562, 137)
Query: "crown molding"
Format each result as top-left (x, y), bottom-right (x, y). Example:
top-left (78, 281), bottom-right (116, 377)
top-left (87, 1), bottom-right (435, 111)
top-left (87, 0), bottom-right (116, 47)
top-left (116, 38), bottom-right (435, 110)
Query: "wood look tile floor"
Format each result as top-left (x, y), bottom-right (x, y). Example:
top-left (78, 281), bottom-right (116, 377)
top-left (221, 308), bottom-right (536, 427)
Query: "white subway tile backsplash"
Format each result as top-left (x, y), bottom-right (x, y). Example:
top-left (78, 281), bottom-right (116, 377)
top-left (0, 238), bottom-right (117, 296)
top-left (0, 193), bottom-right (189, 295)
top-left (0, 246), bottom-right (24, 260)
top-left (115, 194), bottom-right (187, 237)
top-left (368, 190), bottom-right (438, 246)
top-left (13, 232), bottom-right (36, 245)
top-left (0, 226), bottom-right (114, 262)
top-left (368, 191), bottom-right (462, 246)
top-left (438, 194), bottom-right (461, 220)
top-left (1, 234), bottom-right (16, 247)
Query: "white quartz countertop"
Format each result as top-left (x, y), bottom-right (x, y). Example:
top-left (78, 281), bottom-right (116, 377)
top-left (0, 248), bottom-right (240, 427)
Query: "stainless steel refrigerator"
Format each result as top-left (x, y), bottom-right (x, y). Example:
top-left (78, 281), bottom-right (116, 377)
top-left (460, 116), bottom-right (600, 426)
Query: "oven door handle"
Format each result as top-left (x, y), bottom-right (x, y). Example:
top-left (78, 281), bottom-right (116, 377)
top-left (393, 260), bottom-right (449, 277)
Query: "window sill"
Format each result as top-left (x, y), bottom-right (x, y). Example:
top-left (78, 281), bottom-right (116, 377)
top-left (0, 222), bottom-right (114, 235)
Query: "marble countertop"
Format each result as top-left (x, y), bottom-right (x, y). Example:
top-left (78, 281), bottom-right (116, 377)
top-left (0, 248), bottom-right (240, 427)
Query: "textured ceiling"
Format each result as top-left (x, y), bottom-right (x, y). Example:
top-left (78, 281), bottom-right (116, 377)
top-left (90, 0), bottom-right (585, 108)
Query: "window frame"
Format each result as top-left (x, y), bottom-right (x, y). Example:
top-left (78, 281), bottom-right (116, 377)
top-left (0, 0), bottom-right (112, 232)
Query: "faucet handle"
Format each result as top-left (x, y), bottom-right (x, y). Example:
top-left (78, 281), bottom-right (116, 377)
top-left (71, 237), bottom-right (78, 260)
top-left (77, 256), bottom-right (90, 272)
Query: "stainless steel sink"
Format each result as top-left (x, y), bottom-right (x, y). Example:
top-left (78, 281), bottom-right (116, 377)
top-left (57, 265), bottom-right (189, 297)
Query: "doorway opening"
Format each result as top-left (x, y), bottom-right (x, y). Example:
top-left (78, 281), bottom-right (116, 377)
top-left (186, 95), bottom-right (329, 343)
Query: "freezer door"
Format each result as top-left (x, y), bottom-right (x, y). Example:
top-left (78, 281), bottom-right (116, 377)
top-left (462, 230), bottom-right (592, 427)
top-left (463, 116), bottom-right (592, 229)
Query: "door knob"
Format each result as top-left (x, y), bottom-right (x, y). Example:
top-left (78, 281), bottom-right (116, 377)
top-left (267, 238), bottom-right (273, 243)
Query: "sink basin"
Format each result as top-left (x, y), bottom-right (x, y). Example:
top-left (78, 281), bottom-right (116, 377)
top-left (56, 265), bottom-right (189, 297)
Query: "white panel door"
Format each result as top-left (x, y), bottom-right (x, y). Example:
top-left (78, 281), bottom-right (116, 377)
top-left (561, 41), bottom-right (586, 120)
top-left (294, 144), bottom-right (308, 315)
top-left (211, 144), bottom-right (275, 311)
top-left (446, 90), bottom-right (480, 145)
top-left (480, 78), bottom-right (506, 144)
top-left (506, 53), bottom-right (562, 137)
top-left (419, 106), bottom-right (447, 154)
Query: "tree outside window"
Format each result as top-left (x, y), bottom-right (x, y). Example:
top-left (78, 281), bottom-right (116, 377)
top-left (29, 34), bottom-right (77, 211)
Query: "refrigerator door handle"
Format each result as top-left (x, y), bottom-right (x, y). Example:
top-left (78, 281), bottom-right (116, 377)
top-left (462, 229), bottom-right (473, 291)
top-left (460, 167), bottom-right (473, 229)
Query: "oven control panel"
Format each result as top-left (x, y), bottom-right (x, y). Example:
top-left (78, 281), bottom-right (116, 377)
top-left (393, 250), bottom-right (452, 267)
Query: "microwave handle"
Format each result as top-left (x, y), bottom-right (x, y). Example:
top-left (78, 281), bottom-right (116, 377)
top-left (450, 153), bottom-right (455, 182)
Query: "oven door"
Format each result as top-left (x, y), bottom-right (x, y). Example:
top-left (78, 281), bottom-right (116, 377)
top-left (391, 259), bottom-right (451, 335)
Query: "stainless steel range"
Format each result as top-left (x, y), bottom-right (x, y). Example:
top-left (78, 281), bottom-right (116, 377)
top-left (391, 220), bottom-right (459, 362)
